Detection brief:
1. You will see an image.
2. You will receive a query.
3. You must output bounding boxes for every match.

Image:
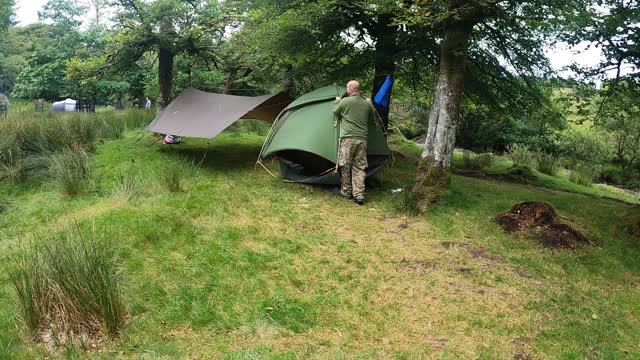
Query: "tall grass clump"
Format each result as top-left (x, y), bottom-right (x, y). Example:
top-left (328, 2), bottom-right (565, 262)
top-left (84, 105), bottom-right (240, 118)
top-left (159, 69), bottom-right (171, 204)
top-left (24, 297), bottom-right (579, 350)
top-left (0, 149), bottom-right (48, 182)
top-left (112, 162), bottom-right (140, 200)
top-left (534, 151), bottom-right (560, 176)
top-left (0, 196), bottom-right (10, 214)
top-left (568, 163), bottom-right (598, 187)
top-left (8, 226), bottom-right (125, 343)
top-left (474, 153), bottom-right (495, 169)
top-left (123, 109), bottom-right (155, 130)
top-left (506, 143), bottom-right (535, 167)
top-left (391, 190), bottom-right (422, 216)
top-left (49, 148), bottom-right (93, 196)
top-left (0, 111), bottom-right (149, 185)
top-left (461, 151), bottom-right (494, 170)
top-left (159, 156), bottom-right (197, 193)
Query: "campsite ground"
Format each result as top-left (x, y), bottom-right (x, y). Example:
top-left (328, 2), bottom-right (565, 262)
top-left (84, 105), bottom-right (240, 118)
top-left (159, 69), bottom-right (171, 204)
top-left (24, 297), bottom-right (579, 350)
top-left (1, 128), bottom-right (639, 359)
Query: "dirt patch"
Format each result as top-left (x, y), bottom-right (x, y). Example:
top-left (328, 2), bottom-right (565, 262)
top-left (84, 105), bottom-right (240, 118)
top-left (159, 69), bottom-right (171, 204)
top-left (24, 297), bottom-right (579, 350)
top-left (496, 202), bottom-right (594, 250)
top-left (398, 257), bottom-right (437, 273)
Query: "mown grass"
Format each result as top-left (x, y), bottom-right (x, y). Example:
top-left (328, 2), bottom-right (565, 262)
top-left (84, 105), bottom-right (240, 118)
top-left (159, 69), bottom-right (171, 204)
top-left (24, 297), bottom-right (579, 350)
top-left (0, 127), bottom-right (639, 358)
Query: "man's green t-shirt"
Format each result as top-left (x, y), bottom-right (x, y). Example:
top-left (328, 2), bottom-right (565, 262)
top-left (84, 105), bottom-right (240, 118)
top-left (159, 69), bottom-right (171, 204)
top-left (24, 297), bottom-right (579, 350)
top-left (333, 95), bottom-right (374, 140)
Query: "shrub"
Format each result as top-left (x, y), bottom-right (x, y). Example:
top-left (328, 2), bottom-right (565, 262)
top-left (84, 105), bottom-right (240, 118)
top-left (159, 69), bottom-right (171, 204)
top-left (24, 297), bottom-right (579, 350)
top-left (557, 128), bottom-right (610, 165)
top-left (534, 151), bottom-right (560, 176)
top-left (504, 164), bottom-right (538, 183)
top-left (462, 150), bottom-right (476, 169)
top-left (568, 162), bottom-right (599, 187)
top-left (391, 190), bottom-right (422, 216)
top-left (8, 226), bottom-right (125, 342)
top-left (0, 149), bottom-right (48, 183)
top-left (461, 151), bottom-right (494, 170)
top-left (49, 148), bottom-right (93, 196)
top-left (569, 169), bottom-right (593, 187)
top-left (112, 162), bottom-right (140, 200)
top-left (506, 143), bottom-right (534, 166)
top-left (474, 153), bottom-right (495, 169)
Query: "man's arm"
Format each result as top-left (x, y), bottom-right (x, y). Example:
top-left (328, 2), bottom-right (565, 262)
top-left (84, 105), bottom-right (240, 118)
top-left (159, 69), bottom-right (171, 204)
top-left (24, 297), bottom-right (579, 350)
top-left (333, 98), bottom-right (344, 128)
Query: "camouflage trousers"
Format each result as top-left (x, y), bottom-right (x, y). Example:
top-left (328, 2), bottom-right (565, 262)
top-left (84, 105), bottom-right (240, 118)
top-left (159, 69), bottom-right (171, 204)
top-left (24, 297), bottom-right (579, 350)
top-left (338, 138), bottom-right (368, 199)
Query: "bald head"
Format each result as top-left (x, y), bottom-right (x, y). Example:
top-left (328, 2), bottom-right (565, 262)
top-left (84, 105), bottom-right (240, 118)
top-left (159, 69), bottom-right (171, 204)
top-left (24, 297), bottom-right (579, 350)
top-left (346, 80), bottom-right (361, 96)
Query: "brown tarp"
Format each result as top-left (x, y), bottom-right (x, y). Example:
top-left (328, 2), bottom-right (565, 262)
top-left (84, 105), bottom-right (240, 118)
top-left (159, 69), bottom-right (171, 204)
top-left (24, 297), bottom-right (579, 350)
top-left (146, 87), bottom-right (293, 139)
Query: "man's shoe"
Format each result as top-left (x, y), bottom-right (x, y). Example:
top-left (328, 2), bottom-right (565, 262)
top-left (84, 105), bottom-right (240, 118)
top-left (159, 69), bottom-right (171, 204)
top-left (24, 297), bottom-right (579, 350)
top-left (333, 188), bottom-right (351, 199)
top-left (354, 197), bottom-right (365, 205)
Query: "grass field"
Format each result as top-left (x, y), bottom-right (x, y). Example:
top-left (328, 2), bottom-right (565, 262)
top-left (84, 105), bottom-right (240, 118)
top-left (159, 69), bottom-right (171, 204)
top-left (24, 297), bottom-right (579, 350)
top-left (1, 127), bottom-right (639, 359)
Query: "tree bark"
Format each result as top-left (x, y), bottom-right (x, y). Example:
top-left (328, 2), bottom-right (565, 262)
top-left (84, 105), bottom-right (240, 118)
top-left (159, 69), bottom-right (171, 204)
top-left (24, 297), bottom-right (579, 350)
top-left (413, 20), bottom-right (473, 205)
top-left (157, 47), bottom-right (174, 111)
top-left (372, 12), bottom-right (397, 130)
top-left (157, 19), bottom-right (174, 111)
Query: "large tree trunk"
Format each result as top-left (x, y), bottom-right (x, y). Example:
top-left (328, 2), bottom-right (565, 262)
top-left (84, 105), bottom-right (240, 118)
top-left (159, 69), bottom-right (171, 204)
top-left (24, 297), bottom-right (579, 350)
top-left (157, 47), bottom-right (174, 111)
top-left (157, 19), bottom-right (174, 111)
top-left (413, 21), bottom-right (472, 205)
top-left (372, 12), bottom-right (397, 130)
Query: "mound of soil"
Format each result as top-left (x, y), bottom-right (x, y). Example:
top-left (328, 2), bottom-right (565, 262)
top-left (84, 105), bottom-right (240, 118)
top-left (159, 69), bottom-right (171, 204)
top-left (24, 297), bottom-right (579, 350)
top-left (496, 202), bottom-right (593, 250)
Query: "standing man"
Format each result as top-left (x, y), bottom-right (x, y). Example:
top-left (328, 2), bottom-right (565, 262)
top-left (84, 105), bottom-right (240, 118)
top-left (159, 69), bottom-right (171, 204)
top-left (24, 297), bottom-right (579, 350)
top-left (145, 96), bottom-right (152, 110)
top-left (333, 80), bottom-right (374, 205)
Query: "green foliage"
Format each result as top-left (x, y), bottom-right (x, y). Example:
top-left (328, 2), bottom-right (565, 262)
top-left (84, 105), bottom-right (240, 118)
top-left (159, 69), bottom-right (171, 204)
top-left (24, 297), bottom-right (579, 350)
top-left (563, 1), bottom-right (640, 83)
top-left (0, 0), bottom-right (14, 32)
top-left (461, 151), bottom-right (495, 170)
top-left (504, 164), bottom-right (538, 183)
top-left (506, 143), bottom-right (535, 167)
top-left (474, 153), bottom-right (495, 169)
top-left (49, 147), bottom-right (93, 196)
top-left (557, 128), bottom-right (610, 166)
top-left (534, 151), bottom-right (560, 176)
top-left (390, 102), bottom-right (429, 140)
top-left (569, 167), bottom-right (593, 187)
top-left (230, 119), bottom-right (271, 136)
top-left (8, 225), bottom-right (125, 339)
top-left (596, 83), bottom-right (640, 177)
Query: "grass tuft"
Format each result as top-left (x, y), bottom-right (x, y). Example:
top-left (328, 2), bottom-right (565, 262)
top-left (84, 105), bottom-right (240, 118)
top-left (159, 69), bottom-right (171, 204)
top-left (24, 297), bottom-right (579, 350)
top-left (159, 156), bottom-right (197, 193)
top-left (8, 225), bottom-right (125, 344)
top-left (112, 162), bottom-right (141, 200)
top-left (49, 148), bottom-right (93, 196)
top-left (0, 196), bottom-right (9, 214)
top-left (535, 152), bottom-right (560, 176)
top-left (506, 143), bottom-right (535, 167)
top-left (391, 190), bottom-right (422, 216)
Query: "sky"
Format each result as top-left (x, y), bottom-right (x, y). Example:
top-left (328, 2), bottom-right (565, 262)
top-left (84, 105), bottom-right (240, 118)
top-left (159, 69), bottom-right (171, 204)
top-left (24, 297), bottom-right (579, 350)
top-left (13, 0), bottom-right (623, 79)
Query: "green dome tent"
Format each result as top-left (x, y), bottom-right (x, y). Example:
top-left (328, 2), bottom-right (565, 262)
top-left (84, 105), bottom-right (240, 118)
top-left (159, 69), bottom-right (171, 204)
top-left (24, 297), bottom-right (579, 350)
top-left (258, 85), bottom-right (391, 184)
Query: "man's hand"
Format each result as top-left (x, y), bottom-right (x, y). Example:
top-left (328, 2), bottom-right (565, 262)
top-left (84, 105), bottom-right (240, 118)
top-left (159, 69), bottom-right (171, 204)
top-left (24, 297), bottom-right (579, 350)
top-left (335, 96), bottom-right (342, 103)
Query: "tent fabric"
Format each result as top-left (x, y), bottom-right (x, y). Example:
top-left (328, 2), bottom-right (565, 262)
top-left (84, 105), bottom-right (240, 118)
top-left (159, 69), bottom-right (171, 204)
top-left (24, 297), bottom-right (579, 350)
top-left (145, 88), bottom-right (292, 139)
top-left (259, 85), bottom-right (391, 185)
top-left (51, 98), bottom-right (77, 112)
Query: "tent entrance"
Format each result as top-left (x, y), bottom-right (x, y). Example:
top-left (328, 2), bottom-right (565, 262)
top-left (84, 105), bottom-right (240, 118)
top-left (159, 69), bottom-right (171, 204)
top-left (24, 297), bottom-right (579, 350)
top-left (274, 150), bottom-right (388, 185)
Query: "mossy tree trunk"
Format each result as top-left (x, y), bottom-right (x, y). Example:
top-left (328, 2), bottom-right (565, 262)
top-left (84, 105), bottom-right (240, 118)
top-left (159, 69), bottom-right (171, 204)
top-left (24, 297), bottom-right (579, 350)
top-left (157, 19), bottom-right (175, 111)
top-left (413, 18), bottom-right (473, 205)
